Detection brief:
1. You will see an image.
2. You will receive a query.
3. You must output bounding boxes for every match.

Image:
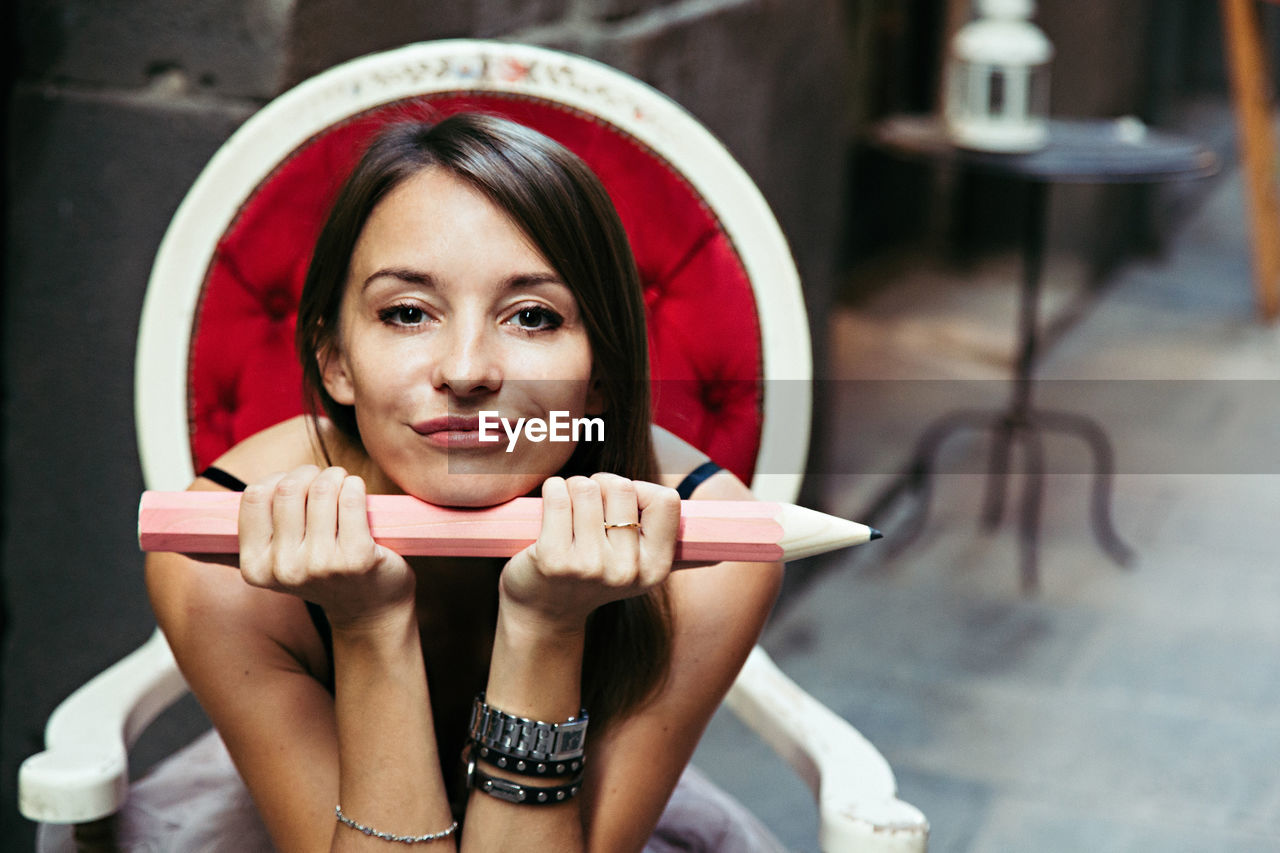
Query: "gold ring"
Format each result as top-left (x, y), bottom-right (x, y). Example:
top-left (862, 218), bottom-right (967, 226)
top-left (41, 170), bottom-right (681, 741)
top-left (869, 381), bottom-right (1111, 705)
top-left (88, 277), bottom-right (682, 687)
top-left (603, 521), bottom-right (641, 530)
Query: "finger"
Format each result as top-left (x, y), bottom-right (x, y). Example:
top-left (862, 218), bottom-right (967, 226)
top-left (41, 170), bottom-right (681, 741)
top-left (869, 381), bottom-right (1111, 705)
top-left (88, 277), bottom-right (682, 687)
top-left (271, 465), bottom-right (320, 554)
top-left (633, 481), bottom-right (680, 583)
top-left (335, 474), bottom-right (374, 557)
top-left (238, 472), bottom-right (287, 585)
top-left (566, 475), bottom-right (604, 550)
top-left (594, 473), bottom-right (639, 528)
top-left (594, 473), bottom-right (640, 573)
top-left (304, 467), bottom-right (346, 553)
top-left (537, 476), bottom-right (573, 555)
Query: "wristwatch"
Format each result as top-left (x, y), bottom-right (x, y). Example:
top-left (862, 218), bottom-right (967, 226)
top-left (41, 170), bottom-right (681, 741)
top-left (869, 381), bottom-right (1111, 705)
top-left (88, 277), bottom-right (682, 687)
top-left (468, 694), bottom-right (588, 763)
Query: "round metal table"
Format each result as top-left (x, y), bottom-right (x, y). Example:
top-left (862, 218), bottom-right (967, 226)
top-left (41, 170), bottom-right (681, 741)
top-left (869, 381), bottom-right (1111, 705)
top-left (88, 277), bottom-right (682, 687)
top-left (864, 115), bottom-right (1218, 591)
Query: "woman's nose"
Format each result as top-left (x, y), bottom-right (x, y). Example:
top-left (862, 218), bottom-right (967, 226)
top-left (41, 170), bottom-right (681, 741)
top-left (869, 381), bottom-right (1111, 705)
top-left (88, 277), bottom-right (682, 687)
top-left (430, 321), bottom-right (502, 397)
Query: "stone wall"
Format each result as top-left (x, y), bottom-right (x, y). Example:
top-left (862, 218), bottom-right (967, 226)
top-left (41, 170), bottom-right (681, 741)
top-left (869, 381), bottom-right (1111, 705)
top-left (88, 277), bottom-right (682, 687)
top-left (3, 0), bottom-right (852, 843)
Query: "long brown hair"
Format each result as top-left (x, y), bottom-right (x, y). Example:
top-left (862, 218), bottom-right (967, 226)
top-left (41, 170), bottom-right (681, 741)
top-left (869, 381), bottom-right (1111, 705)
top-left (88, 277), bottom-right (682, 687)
top-left (295, 113), bottom-right (670, 725)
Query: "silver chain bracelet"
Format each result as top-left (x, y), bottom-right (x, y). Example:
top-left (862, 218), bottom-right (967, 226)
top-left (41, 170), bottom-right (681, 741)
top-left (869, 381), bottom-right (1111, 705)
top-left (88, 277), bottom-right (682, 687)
top-left (335, 805), bottom-right (458, 844)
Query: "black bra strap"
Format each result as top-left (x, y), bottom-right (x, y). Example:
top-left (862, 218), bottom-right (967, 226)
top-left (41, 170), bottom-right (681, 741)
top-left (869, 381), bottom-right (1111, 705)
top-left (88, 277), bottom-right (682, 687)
top-left (675, 460), bottom-right (722, 500)
top-left (199, 465), bottom-right (249, 492)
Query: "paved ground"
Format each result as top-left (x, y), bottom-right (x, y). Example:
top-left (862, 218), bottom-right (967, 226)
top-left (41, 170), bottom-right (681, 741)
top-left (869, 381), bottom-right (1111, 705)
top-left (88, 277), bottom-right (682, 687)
top-left (693, 113), bottom-right (1280, 851)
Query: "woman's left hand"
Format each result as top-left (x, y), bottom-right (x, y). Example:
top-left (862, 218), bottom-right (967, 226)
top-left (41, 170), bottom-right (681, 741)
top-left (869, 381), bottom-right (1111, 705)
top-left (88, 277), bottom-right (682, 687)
top-left (498, 473), bottom-right (681, 634)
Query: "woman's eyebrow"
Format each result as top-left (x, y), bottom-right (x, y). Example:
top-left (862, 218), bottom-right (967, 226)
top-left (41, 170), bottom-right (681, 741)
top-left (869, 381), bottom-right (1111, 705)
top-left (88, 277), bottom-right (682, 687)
top-left (505, 272), bottom-right (566, 289)
top-left (360, 268), bottom-right (566, 291)
top-left (362, 267), bottom-right (437, 290)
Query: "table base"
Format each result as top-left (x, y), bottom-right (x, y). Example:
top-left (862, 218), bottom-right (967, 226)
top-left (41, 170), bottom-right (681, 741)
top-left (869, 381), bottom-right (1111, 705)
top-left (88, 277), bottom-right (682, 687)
top-left (863, 405), bottom-right (1135, 593)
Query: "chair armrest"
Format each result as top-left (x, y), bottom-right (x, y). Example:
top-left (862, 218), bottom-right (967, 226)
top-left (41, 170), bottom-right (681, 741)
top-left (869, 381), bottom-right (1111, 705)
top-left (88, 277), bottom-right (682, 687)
top-left (725, 646), bottom-right (929, 853)
top-left (19, 628), bottom-right (189, 824)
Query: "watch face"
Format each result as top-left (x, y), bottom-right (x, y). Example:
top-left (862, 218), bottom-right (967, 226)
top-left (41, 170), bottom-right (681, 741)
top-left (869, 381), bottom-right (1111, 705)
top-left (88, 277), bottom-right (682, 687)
top-left (559, 729), bottom-right (584, 754)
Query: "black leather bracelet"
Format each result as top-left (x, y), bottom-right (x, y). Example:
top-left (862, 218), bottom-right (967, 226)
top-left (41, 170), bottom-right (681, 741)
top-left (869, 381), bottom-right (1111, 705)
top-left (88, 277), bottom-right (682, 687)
top-left (465, 749), bottom-right (584, 805)
top-left (471, 741), bottom-right (586, 778)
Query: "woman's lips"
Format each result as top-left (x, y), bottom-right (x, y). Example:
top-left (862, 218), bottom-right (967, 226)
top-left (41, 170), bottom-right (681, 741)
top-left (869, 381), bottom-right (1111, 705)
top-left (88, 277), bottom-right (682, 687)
top-left (412, 415), bottom-right (489, 449)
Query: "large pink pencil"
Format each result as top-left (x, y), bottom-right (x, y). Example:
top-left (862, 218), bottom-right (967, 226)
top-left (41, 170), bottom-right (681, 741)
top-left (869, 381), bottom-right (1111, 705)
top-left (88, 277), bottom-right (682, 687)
top-left (138, 492), bottom-right (880, 563)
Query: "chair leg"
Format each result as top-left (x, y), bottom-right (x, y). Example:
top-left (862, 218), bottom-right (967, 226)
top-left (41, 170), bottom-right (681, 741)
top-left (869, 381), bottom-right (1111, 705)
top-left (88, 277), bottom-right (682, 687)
top-left (1221, 0), bottom-right (1280, 321)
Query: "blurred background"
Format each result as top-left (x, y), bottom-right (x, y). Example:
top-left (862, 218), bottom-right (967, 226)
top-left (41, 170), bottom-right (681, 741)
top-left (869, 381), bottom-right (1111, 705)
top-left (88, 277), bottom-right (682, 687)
top-left (5, 1), bottom-right (1279, 850)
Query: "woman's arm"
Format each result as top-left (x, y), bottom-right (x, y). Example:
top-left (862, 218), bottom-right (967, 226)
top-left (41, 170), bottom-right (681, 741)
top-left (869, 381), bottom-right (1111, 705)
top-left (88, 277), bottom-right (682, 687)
top-left (149, 530), bottom-right (457, 852)
top-left (460, 473), bottom-right (682, 852)
top-left (146, 491), bottom-right (346, 850)
top-left (237, 465), bottom-right (457, 851)
top-left (582, 466), bottom-right (784, 852)
top-left (459, 454), bottom-right (781, 853)
top-left (147, 419), bottom-right (459, 851)
top-left (327, 595), bottom-right (454, 851)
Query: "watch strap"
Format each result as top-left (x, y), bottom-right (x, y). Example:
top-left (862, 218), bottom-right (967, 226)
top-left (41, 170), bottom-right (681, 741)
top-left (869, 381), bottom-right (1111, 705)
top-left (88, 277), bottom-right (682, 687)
top-left (468, 694), bottom-right (588, 763)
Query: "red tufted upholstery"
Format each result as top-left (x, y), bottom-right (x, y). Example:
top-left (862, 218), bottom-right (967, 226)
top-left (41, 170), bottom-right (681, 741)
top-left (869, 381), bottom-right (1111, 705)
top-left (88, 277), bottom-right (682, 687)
top-left (189, 94), bottom-right (763, 482)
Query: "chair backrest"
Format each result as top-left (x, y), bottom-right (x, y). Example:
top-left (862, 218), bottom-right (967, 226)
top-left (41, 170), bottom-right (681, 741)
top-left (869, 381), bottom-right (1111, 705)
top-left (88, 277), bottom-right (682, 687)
top-left (136, 40), bottom-right (811, 502)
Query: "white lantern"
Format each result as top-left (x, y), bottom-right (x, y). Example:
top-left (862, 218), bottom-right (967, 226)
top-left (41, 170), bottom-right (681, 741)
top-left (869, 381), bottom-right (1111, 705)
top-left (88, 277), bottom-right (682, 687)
top-left (944, 0), bottom-right (1053, 152)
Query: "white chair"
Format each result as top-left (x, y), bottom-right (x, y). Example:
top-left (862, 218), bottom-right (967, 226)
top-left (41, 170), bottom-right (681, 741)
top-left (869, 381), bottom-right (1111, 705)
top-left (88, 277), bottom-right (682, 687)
top-left (18, 40), bottom-right (928, 852)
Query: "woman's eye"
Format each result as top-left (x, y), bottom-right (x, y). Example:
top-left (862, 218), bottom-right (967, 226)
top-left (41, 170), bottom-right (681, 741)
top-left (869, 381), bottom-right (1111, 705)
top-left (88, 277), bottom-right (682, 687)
top-left (379, 304), bottom-right (425, 326)
top-left (510, 306), bottom-right (563, 331)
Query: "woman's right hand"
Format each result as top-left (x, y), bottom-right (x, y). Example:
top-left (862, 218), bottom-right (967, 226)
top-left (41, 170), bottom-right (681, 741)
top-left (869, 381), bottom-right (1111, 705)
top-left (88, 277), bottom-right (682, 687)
top-left (237, 465), bottom-right (415, 631)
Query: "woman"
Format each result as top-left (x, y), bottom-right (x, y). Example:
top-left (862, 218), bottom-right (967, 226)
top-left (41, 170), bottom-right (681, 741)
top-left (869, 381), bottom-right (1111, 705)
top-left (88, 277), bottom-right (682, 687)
top-left (145, 113), bottom-right (784, 851)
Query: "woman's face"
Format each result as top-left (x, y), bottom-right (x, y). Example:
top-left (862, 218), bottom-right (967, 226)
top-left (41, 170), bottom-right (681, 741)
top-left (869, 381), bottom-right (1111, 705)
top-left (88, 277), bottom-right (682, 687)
top-left (322, 167), bottom-right (600, 506)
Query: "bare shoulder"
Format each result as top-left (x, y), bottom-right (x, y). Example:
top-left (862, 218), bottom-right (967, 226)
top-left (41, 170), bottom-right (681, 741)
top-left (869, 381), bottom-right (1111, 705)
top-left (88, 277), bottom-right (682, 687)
top-left (650, 424), bottom-right (752, 500)
top-left (650, 425), bottom-right (707, 488)
top-left (207, 412), bottom-right (332, 481)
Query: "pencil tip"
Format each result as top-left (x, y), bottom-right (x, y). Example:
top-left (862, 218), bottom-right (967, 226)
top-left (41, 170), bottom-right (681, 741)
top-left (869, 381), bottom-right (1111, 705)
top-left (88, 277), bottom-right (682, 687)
top-left (869, 528), bottom-right (883, 541)
top-left (774, 504), bottom-right (884, 561)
